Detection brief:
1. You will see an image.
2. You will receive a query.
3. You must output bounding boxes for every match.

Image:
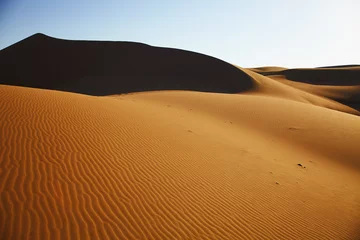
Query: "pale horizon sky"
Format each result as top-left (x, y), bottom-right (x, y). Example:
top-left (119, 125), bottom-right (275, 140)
top-left (0, 0), bottom-right (359, 68)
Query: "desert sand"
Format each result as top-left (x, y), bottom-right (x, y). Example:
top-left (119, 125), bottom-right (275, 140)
top-left (0, 34), bottom-right (360, 239)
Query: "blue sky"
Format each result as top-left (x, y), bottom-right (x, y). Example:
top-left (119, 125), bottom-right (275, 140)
top-left (0, 0), bottom-right (359, 68)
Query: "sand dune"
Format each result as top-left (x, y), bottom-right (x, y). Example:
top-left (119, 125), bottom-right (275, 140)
top-left (1, 34), bottom-right (360, 239)
top-left (244, 66), bottom-right (360, 113)
top-left (249, 66), bottom-right (360, 85)
top-left (237, 67), bottom-right (360, 116)
top-left (0, 33), bottom-right (253, 95)
top-left (1, 85), bottom-right (360, 239)
top-left (267, 76), bottom-right (360, 112)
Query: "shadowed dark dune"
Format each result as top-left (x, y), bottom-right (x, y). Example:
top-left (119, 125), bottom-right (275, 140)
top-left (281, 68), bottom-right (360, 86)
top-left (251, 67), bottom-right (360, 85)
top-left (0, 33), bottom-right (254, 95)
top-left (317, 65), bottom-right (360, 69)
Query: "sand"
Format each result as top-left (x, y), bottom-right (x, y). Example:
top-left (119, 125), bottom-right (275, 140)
top-left (1, 34), bottom-right (360, 239)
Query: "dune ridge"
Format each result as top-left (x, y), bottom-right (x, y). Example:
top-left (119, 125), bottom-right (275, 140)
top-left (0, 33), bottom-right (253, 95)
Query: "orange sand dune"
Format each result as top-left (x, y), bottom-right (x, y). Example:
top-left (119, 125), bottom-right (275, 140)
top-left (1, 34), bottom-right (360, 240)
top-left (1, 85), bottom-right (360, 239)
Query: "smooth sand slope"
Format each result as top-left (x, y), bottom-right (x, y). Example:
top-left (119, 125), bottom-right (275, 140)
top-left (1, 34), bottom-right (360, 239)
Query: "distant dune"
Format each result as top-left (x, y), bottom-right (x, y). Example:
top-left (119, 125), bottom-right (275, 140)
top-left (249, 66), bottom-right (360, 112)
top-left (0, 34), bottom-right (360, 240)
top-left (317, 65), bottom-right (360, 69)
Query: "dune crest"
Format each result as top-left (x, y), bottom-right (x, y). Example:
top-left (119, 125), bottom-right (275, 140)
top-left (0, 33), bottom-right (253, 95)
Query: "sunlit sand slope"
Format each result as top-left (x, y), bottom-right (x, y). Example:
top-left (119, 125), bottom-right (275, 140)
top-left (1, 85), bottom-right (359, 239)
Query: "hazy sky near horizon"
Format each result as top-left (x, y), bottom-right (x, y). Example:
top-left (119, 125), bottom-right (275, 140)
top-left (0, 0), bottom-right (359, 68)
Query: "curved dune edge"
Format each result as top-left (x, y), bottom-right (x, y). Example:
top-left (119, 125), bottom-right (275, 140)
top-left (244, 66), bottom-right (360, 114)
top-left (1, 85), bottom-right (360, 239)
top-left (0, 33), bottom-right (254, 95)
top-left (238, 67), bottom-right (360, 116)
